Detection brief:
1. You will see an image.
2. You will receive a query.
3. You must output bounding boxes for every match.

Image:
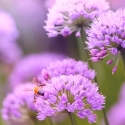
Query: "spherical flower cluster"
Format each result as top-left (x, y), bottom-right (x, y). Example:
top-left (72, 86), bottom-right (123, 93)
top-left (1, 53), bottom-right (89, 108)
top-left (37, 58), bottom-right (96, 84)
top-left (107, 101), bottom-right (125, 125)
top-left (0, 11), bottom-right (21, 64)
top-left (0, 40), bottom-right (22, 64)
top-left (44, 0), bottom-right (109, 37)
top-left (1, 83), bottom-right (35, 121)
top-left (0, 11), bottom-right (19, 41)
top-left (103, 83), bottom-right (125, 125)
top-left (86, 9), bottom-right (125, 74)
top-left (35, 75), bottom-right (105, 123)
top-left (9, 53), bottom-right (65, 87)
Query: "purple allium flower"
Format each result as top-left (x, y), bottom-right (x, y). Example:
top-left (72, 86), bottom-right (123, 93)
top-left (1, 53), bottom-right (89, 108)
top-left (106, 101), bottom-right (125, 125)
top-left (1, 83), bottom-right (35, 122)
top-left (86, 9), bottom-right (125, 74)
top-left (119, 83), bottom-right (125, 101)
top-left (101, 82), bottom-right (125, 125)
top-left (0, 11), bottom-right (19, 41)
top-left (44, 0), bottom-right (109, 37)
top-left (35, 75), bottom-right (105, 123)
top-left (37, 58), bottom-right (96, 84)
top-left (9, 53), bottom-right (65, 87)
top-left (0, 40), bottom-right (22, 64)
top-left (0, 11), bottom-right (22, 64)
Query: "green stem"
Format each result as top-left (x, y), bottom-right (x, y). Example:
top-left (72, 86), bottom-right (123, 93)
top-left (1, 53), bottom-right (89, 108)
top-left (80, 28), bottom-right (94, 68)
top-left (80, 28), bottom-right (109, 125)
top-left (72, 114), bottom-right (77, 125)
top-left (48, 118), bottom-right (54, 125)
top-left (68, 112), bottom-right (76, 125)
top-left (30, 115), bottom-right (42, 125)
top-left (102, 109), bottom-right (109, 125)
top-left (33, 119), bottom-right (41, 125)
top-left (80, 28), bottom-right (99, 83)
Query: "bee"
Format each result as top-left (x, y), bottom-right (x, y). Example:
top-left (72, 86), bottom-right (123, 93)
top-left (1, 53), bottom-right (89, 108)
top-left (24, 77), bottom-right (46, 103)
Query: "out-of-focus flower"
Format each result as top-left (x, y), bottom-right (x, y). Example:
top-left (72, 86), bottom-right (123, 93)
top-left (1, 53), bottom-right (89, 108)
top-left (86, 9), bottom-right (125, 74)
top-left (0, 40), bottom-right (22, 64)
top-left (1, 83), bottom-right (35, 122)
top-left (44, 0), bottom-right (55, 8)
top-left (35, 75), bottom-right (105, 123)
top-left (107, 101), bottom-right (125, 125)
top-left (0, 11), bottom-right (19, 41)
top-left (108, 0), bottom-right (125, 10)
top-left (119, 83), bottom-right (125, 101)
top-left (9, 53), bottom-right (65, 87)
top-left (37, 58), bottom-right (96, 84)
top-left (105, 83), bottom-right (125, 125)
top-left (0, 11), bottom-right (22, 64)
top-left (12, 0), bottom-right (52, 52)
top-left (44, 0), bottom-right (109, 37)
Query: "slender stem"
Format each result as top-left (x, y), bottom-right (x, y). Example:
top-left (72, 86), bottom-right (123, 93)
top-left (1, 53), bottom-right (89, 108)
top-left (48, 118), bottom-right (54, 125)
top-left (30, 115), bottom-right (42, 125)
top-left (121, 50), bottom-right (125, 76)
top-left (80, 28), bottom-right (109, 125)
top-left (80, 29), bottom-right (92, 68)
top-left (72, 114), bottom-right (77, 125)
top-left (68, 112), bottom-right (76, 125)
top-left (77, 38), bottom-right (85, 61)
top-left (102, 109), bottom-right (109, 125)
top-left (29, 118), bottom-right (38, 125)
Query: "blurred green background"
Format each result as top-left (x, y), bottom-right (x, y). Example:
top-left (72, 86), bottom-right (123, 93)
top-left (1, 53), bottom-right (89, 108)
top-left (0, 0), bottom-right (125, 125)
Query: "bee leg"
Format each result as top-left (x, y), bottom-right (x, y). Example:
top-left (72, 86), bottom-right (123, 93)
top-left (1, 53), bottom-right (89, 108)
top-left (33, 94), bottom-right (37, 103)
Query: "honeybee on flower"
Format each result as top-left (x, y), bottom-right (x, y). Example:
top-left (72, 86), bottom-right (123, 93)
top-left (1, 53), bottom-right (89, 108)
top-left (24, 77), bottom-right (46, 103)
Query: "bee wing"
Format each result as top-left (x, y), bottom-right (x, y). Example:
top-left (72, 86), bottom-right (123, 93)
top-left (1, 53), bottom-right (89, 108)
top-left (33, 77), bottom-right (46, 87)
top-left (23, 88), bottom-right (33, 91)
top-left (33, 77), bottom-right (38, 86)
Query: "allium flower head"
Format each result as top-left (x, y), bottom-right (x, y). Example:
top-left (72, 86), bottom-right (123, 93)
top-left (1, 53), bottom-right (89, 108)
top-left (0, 11), bottom-right (21, 64)
top-left (101, 82), bottom-right (125, 125)
top-left (1, 83), bottom-right (35, 121)
top-left (37, 58), bottom-right (96, 84)
top-left (106, 101), bottom-right (125, 125)
top-left (9, 53), bottom-right (65, 87)
top-left (0, 11), bottom-right (19, 41)
top-left (86, 9), bottom-right (125, 74)
top-left (44, 0), bottom-right (109, 37)
top-left (35, 75), bottom-right (105, 123)
top-left (0, 40), bottom-right (22, 64)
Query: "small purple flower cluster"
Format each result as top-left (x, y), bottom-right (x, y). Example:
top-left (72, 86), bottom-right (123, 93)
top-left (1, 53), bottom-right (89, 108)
top-left (1, 83), bottom-right (35, 121)
top-left (34, 58), bottom-right (105, 123)
top-left (0, 40), bottom-right (22, 64)
top-left (35, 75), bottom-right (105, 123)
top-left (37, 58), bottom-right (96, 84)
top-left (0, 11), bottom-right (19, 41)
top-left (44, 0), bottom-right (109, 37)
top-left (1, 53), bottom-right (65, 123)
top-left (0, 11), bottom-right (22, 64)
top-left (86, 9), bottom-right (125, 74)
top-left (9, 53), bottom-right (65, 87)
